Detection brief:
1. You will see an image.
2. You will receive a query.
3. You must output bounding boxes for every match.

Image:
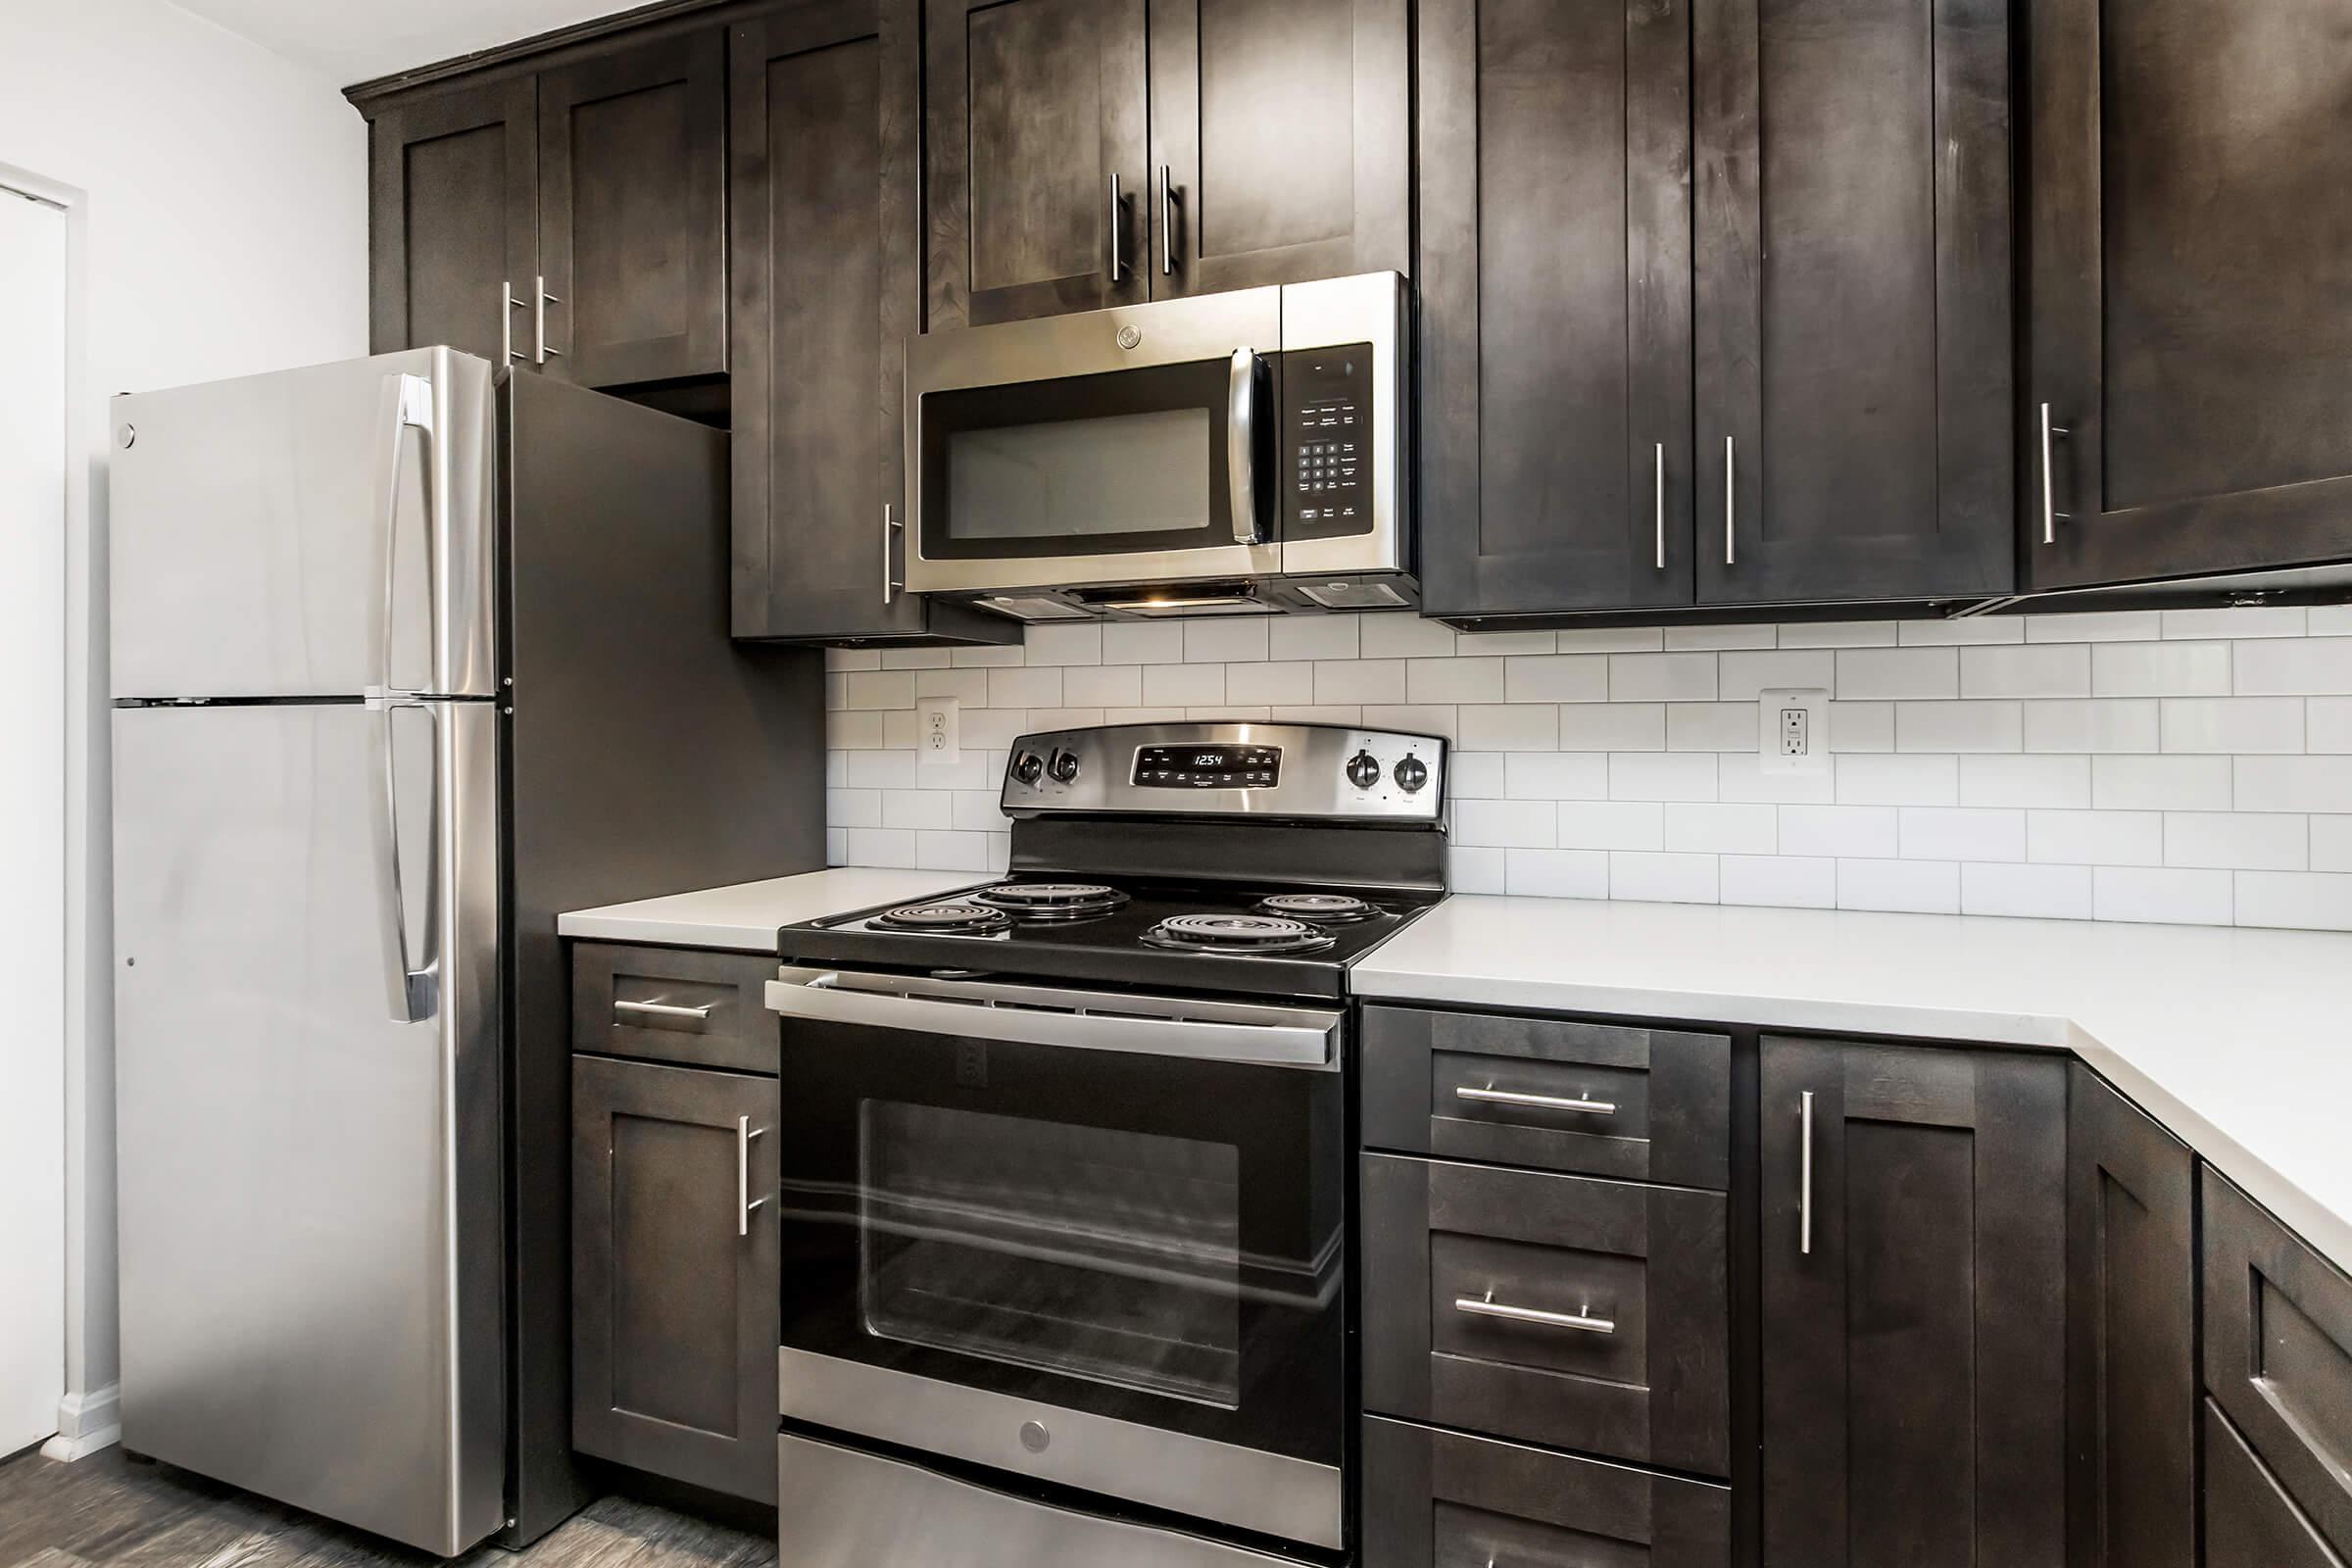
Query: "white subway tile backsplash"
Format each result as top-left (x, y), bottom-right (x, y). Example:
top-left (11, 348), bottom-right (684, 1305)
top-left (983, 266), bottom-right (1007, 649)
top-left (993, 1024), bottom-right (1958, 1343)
top-left (1838, 858), bottom-right (1960, 914)
top-left (2164, 811), bottom-right (2307, 871)
top-left (1837, 646), bottom-right (1959, 700)
top-left (1506, 655), bottom-right (1611, 703)
top-left (1962, 862), bottom-right (2093, 920)
top-left (2090, 755), bottom-right (2233, 811)
top-left (827, 607), bottom-right (2352, 930)
top-left (2027, 809), bottom-right (2165, 867)
top-left (1185, 618), bottom-right (1268, 662)
top-left (2160, 697), bottom-right (2304, 754)
top-left (1558, 801), bottom-right (1667, 851)
top-left (2092, 640), bottom-right (2231, 697)
top-left (1610, 653), bottom-right (1719, 702)
top-left (1610, 852), bottom-right (1721, 905)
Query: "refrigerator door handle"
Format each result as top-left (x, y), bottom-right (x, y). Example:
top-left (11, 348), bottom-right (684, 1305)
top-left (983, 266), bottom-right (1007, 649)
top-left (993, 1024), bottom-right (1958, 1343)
top-left (375, 373), bottom-right (436, 697)
top-left (369, 697), bottom-right (441, 1022)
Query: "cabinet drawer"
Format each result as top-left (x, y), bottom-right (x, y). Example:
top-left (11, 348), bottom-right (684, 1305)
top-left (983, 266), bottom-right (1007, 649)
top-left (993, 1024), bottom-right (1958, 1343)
top-left (1362, 1006), bottom-right (1730, 1189)
top-left (1362, 1153), bottom-right (1729, 1476)
top-left (2207, 1401), bottom-right (2347, 1568)
top-left (1362, 1415), bottom-right (1729, 1568)
top-left (572, 942), bottom-right (776, 1074)
top-left (2203, 1169), bottom-right (2352, 1560)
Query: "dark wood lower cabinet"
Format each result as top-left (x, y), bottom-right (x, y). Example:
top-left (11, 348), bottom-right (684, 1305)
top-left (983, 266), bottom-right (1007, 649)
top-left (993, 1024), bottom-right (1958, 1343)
top-left (1362, 1415), bottom-right (1731, 1568)
top-left (1757, 1038), bottom-right (2065, 1568)
top-left (2206, 1400), bottom-right (2349, 1568)
top-left (572, 1054), bottom-right (778, 1503)
top-left (2067, 1062), bottom-right (2196, 1568)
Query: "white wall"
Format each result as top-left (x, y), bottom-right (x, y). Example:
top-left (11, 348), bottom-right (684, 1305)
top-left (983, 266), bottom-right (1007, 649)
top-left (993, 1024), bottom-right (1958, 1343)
top-left (0, 0), bottom-right (368, 1451)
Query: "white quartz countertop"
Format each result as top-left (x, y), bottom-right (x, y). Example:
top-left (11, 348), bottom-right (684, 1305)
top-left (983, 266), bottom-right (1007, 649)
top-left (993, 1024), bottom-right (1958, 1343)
top-left (558, 868), bottom-right (981, 951)
top-left (1356, 896), bottom-right (2352, 1274)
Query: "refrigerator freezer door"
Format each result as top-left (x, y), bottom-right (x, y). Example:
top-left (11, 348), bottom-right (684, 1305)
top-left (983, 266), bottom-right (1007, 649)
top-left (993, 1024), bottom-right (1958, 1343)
top-left (110, 347), bottom-right (497, 700)
top-left (113, 700), bottom-right (503, 1556)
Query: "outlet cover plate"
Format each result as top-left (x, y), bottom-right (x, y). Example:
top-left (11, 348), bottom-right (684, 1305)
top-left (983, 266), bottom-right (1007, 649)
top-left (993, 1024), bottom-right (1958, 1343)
top-left (916, 696), bottom-right (960, 766)
top-left (1759, 687), bottom-right (1831, 776)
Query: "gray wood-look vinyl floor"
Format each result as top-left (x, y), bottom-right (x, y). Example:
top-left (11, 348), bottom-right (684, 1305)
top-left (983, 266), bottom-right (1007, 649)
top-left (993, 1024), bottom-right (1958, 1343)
top-left (0, 1447), bottom-right (776, 1568)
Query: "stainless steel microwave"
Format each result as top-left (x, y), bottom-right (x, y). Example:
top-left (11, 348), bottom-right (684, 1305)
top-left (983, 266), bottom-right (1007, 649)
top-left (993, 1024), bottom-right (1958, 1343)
top-left (904, 271), bottom-right (1411, 620)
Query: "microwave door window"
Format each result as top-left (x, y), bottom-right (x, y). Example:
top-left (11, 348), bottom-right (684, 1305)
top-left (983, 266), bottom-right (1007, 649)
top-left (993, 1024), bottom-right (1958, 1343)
top-left (858, 1100), bottom-right (1244, 1408)
top-left (949, 409), bottom-right (1210, 541)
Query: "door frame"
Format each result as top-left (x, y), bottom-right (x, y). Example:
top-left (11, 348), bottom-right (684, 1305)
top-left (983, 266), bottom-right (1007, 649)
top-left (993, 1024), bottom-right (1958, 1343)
top-left (0, 160), bottom-right (102, 1461)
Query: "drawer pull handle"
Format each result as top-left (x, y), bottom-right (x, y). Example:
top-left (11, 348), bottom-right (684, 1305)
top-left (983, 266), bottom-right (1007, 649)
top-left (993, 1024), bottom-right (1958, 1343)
top-left (737, 1116), bottom-right (768, 1238)
top-left (1454, 1292), bottom-right (1614, 1336)
top-left (1455, 1084), bottom-right (1616, 1115)
top-left (613, 998), bottom-right (714, 1026)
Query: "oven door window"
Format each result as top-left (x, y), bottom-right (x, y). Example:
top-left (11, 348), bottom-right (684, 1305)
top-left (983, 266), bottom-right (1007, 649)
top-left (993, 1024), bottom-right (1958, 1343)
top-left (918, 357), bottom-right (1267, 561)
top-left (859, 1102), bottom-right (1242, 1408)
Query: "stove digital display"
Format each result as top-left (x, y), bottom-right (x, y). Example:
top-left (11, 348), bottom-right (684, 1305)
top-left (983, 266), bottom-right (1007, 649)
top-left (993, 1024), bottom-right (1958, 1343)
top-left (1132, 744), bottom-right (1281, 789)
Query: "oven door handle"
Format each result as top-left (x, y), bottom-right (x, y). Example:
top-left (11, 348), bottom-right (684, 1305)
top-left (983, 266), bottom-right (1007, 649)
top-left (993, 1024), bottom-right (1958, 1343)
top-left (766, 966), bottom-right (1339, 1069)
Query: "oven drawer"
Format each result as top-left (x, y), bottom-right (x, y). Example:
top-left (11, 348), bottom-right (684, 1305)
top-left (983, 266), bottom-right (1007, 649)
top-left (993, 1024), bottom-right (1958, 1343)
top-left (571, 942), bottom-right (775, 1075)
top-left (1362, 1415), bottom-right (1730, 1568)
top-left (2207, 1400), bottom-right (2345, 1568)
top-left (1361, 1153), bottom-right (1730, 1476)
top-left (2202, 1169), bottom-right (2352, 1559)
top-left (1362, 1005), bottom-right (1730, 1189)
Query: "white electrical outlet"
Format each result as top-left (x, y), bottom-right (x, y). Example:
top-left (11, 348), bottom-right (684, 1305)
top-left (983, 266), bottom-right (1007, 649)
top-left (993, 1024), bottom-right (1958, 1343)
top-left (1758, 687), bottom-right (1831, 776)
top-left (916, 696), bottom-right (960, 766)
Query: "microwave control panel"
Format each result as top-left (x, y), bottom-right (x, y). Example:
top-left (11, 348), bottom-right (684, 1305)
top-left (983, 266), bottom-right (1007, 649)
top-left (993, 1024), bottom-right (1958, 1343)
top-left (1284, 344), bottom-right (1374, 542)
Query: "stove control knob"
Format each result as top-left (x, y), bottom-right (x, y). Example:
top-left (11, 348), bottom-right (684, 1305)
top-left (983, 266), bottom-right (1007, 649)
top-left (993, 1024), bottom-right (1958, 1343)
top-left (1011, 751), bottom-right (1045, 785)
top-left (1346, 751), bottom-right (1382, 789)
top-left (1048, 749), bottom-right (1082, 784)
top-left (1394, 756), bottom-right (1430, 793)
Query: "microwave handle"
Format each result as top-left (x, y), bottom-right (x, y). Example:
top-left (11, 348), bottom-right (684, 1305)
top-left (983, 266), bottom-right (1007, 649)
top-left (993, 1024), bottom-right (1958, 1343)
top-left (1229, 348), bottom-right (1264, 546)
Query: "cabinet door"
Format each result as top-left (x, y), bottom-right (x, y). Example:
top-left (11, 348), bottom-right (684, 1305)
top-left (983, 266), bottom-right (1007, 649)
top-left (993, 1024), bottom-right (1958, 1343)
top-left (368, 78), bottom-right (537, 365)
top-left (2028, 0), bottom-right (2352, 589)
top-left (1147, 0), bottom-right (1407, 298)
top-left (572, 1055), bottom-right (778, 1503)
top-left (537, 29), bottom-right (728, 387)
top-left (1416, 0), bottom-right (1693, 617)
top-left (1758, 1038), bottom-right (2064, 1568)
top-left (728, 2), bottom-right (1018, 648)
top-left (2066, 1063), bottom-right (2196, 1568)
top-left (926, 0), bottom-right (1149, 327)
top-left (1693, 0), bottom-right (2012, 605)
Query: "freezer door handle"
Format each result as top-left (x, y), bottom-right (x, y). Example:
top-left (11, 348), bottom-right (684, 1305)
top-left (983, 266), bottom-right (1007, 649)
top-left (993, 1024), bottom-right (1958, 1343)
top-left (369, 698), bottom-right (441, 1022)
top-left (375, 373), bottom-right (435, 697)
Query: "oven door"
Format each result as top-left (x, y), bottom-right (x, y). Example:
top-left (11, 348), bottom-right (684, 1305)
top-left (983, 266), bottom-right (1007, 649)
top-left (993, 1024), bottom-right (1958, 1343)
top-left (905, 288), bottom-right (1283, 597)
top-left (766, 967), bottom-right (1345, 1549)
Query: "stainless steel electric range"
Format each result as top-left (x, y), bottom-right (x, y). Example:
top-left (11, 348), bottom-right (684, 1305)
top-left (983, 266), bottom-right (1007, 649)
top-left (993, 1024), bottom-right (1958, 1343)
top-left (764, 722), bottom-right (1446, 1567)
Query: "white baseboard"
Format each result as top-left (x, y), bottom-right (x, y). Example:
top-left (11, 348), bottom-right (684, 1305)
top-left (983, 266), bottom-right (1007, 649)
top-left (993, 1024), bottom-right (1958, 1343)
top-left (40, 1382), bottom-right (120, 1461)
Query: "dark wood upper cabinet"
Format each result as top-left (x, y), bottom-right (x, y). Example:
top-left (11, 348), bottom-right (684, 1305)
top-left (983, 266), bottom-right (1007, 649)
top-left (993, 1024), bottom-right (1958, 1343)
top-left (728, 1), bottom-right (1017, 647)
top-left (2066, 1064), bottom-right (2197, 1568)
top-left (1758, 1038), bottom-right (2065, 1568)
top-left (571, 1054), bottom-right (778, 1504)
top-left (2028, 0), bottom-right (2352, 590)
top-left (1147, 0), bottom-right (1407, 297)
top-left (1416, 0), bottom-right (1694, 617)
top-left (536, 29), bottom-right (728, 388)
top-left (1694, 0), bottom-right (2013, 606)
top-left (926, 0), bottom-right (1149, 328)
top-left (368, 77), bottom-right (538, 366)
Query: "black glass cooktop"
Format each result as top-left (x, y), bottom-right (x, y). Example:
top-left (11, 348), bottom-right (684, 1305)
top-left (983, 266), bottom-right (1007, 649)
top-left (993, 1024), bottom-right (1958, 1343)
top-left (779, 877), bottom-right (1444, 1001)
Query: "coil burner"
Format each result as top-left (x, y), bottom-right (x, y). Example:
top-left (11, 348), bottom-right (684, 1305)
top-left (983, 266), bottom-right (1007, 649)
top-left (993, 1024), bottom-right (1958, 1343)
top-left (870, 902), bottom-right (1013, 935)
top-left (975, 882), bottom-right (1133, 920)
top-left (1141, 912), bottom-right (1336, 956)
top-left (1254, 892), bottom-right (1379, 924)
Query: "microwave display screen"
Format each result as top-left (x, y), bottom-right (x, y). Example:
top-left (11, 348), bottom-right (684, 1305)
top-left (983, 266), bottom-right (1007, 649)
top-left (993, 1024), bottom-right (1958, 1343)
top-left (1133, 745), bottom-right (1281, 789)
top-left (949, 409), bottom-right (1210, 540)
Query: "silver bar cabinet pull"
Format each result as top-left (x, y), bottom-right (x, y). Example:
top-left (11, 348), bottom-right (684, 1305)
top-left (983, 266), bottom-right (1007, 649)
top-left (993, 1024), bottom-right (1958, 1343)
top-left (2040, 403), bottom-right (2072, 545)
top-left (737, 1116), bottom-right (768, 1237)
top-left (534, 274), bottom-right (564, 363)
top-left (1455, 1291), bottom-right (1614, 1336)
top-left (1108, 172), bottom-right (1126, 283)
top-left (503, 281), bottom-right (526, 363)
top-left (1654, 442), bottom-right (1667, 569)
top-left (613, 998), bottom-right (713, 1025)
top-left (1456, 1084), bottom-right (1617, 1116)
top-left (1724, 435), bottom-right (1737, 565)
top-left (1799, 1090), bottom-right (1815, 1255)
top-left (1159, 164), bottom-right (1176, 275)
top-left (883, 503), bottom-right (903, 604)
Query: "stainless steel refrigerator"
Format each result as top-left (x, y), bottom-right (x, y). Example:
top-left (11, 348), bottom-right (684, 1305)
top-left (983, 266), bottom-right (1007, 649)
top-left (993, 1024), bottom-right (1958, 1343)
top-left (109, 348), bottom-right (822, 1555)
